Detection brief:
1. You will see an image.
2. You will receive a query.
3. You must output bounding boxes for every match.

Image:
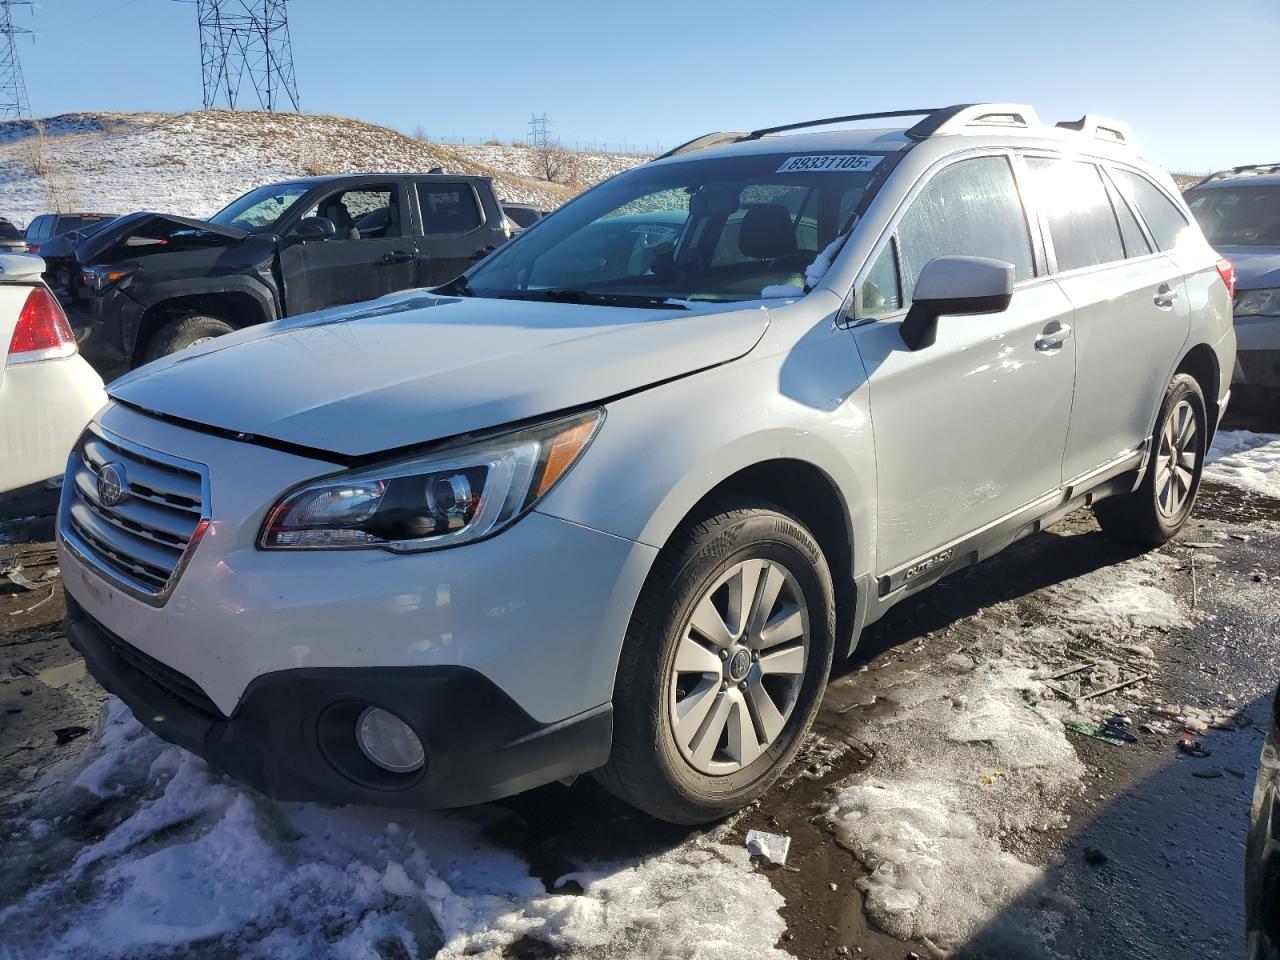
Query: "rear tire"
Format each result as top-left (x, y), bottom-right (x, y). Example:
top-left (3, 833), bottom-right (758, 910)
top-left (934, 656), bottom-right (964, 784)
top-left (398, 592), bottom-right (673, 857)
top-left (1094, 373), bottom-right (1207, 545)
top-left (595, 499), bottom-right (835, 824)
top-left (143, 314), bottom-right (234, 363)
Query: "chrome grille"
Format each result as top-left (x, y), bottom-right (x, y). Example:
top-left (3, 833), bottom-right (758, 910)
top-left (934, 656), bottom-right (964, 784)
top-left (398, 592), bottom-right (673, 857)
top-left (61, 425), bottom-right (209, 601)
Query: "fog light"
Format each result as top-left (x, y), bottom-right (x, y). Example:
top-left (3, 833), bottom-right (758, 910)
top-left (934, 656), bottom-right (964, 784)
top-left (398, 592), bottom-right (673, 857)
top-left (355, 706), bottom-right (425, 773)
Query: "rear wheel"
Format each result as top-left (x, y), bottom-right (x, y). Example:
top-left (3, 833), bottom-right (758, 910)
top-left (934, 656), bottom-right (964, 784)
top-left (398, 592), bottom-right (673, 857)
top-left (143, 314), bottom-right (234, 363)
top-left (595, 500), bottom-right (835, 824)
top-left (1094, 373), bottom-right (1207, 545)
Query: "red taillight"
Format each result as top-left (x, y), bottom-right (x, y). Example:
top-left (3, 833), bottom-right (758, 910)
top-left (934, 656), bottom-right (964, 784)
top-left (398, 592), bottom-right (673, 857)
top-left (7, 286), bottom-right (77, 364)
top-left (1216, 258), bottom-right (1235, 300)
top-left (25, 243), bottom-right (39, 254)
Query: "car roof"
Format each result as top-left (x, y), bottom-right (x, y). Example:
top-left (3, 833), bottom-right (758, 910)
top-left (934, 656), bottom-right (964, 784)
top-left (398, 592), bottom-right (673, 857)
top-left (1189, 173), bottom-right (1280, 190)
top-left (650, 104), bottom-right (1146, 169)
top-left (284, 173), bottom-right (490, 187)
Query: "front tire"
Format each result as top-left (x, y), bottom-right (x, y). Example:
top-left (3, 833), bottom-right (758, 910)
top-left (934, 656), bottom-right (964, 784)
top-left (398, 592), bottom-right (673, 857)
top-left (596, 500), bottom-right (835, 824)
top-left (143, 313), bottom-right (235, 362)
top-left (1094, 373), bottom-right (1207, 545)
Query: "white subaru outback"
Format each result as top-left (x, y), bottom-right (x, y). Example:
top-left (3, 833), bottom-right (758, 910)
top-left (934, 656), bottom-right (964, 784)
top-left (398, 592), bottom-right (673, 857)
top-left (58, 104), bottom-right (1235, 823)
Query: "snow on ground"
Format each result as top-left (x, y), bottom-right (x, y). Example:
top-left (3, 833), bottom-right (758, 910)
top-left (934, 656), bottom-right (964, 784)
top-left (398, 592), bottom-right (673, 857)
top-left (0, 111), bottom-right (647, 226)
top-left (0, 700), bottom-right (786, 960)
top-left (1206, 429), bottom-right (1280, 500)
top-left (824, 552), bottom-right (1189, 956)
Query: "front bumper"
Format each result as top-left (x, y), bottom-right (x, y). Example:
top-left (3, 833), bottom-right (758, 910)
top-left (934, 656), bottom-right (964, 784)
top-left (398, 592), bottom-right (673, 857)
top-left (67, 596), bottom-right (613, 807)
top-left (1233, 314), bottom-right (1280, 389)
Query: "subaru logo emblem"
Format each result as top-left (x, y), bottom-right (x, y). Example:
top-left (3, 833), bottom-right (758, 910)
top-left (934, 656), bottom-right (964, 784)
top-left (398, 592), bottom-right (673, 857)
top-left (97, 462), bottom-right (128, 507)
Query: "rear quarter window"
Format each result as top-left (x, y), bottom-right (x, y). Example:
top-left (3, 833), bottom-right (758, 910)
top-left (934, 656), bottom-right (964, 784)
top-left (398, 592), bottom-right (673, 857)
top-left (1112, 169), bottom-right (1194, 251)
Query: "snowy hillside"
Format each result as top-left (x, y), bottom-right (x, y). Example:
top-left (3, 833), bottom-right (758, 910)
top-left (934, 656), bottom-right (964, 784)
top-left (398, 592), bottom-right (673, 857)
top-left (0, 111), bottom-right (648, 227)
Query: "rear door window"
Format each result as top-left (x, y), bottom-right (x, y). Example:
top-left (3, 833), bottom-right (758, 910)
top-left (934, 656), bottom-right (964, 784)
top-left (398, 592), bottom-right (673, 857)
top-left (1112, 170), bottom-right (1193, 250)
top-left (895, 155), bottom-right (1035, 301)
top-left (26, 215), bottom-right (50, 242)
top-left (417, 183), bottom-right (483, 235)
top-left (1025, 158), bottom-right (1125, 272)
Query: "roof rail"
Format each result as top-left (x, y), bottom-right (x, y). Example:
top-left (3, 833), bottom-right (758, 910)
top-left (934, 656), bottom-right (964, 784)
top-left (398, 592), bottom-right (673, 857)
top-left (652, 103), bottom-right (1140, 162)
top-left (1055, 114), bottom-right (1135, 148)
top-left (745, 108), bottom-right (941, 140)
top-left (907, 103), bottom-right (1040, 140)
top-left (1194, 162), bottom-right (1280, 186)
top-left (654, 132), bottom-right (749, 161)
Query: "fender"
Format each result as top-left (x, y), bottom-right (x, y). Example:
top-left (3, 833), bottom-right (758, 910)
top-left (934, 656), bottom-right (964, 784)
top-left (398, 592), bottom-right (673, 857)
top-left (124, 273), bottom-right (280, 357)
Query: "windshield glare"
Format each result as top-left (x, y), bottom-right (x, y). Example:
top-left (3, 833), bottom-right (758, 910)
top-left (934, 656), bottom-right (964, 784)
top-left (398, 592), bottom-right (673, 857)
top-left (209, 183), bottom-right (311, 231)
top-left (1186, 185), bottom-right (1280, 247)
top-left (463, 153), bottom-right (885, 305)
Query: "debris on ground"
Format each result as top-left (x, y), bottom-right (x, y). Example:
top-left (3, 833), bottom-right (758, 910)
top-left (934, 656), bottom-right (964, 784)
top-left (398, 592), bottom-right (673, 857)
top-left (745, 829), bottom-right (792, 866)
top-left (52, 725), bottom-right (90, 746)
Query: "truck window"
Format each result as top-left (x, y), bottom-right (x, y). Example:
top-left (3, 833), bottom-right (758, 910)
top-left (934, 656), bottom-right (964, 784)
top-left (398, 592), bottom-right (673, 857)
top-left (298, 186), bottom-right (402, 240)
top-left (417, 184), bottom-right (483, 235)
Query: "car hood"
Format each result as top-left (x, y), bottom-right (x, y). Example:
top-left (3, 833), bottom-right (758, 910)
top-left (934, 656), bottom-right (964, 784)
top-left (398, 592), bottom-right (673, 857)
top-left (108, 291), bottom-right (771, 457)
top-left (73, 212), bottom-right (248, 265)
top-left (1218, 245), bottom-right (1280, 290)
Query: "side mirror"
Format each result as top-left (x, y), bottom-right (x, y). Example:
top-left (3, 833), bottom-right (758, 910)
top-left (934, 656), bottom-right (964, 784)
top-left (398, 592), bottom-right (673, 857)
top-left (294, 216), bottom-right (336, 242)
top-left (900, 256), bottom-right (1014, 351)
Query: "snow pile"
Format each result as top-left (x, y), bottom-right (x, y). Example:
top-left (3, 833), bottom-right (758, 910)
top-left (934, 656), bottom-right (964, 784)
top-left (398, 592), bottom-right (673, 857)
top-left (1206, 429), bottom-right (1280, 499)
top-left (0, 700), bottom-right (787, 960)
top-left (0, 111), bottom-right (648, 227)
top-left (825, 551), bottom-right (1192, 953)
top-left (826, 662), bottom-right (1080, 952)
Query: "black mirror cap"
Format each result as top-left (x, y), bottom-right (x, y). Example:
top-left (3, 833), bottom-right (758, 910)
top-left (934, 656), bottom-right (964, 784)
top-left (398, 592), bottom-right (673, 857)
top-left (899, 291), bottom-right (1013, 351)
top-left (295, 216), bottom-right (337, 241)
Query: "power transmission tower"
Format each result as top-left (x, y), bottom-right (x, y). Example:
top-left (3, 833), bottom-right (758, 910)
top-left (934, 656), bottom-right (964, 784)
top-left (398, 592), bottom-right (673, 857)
top-left (527, 113), bottom-right (550, 150)
top-left (196, 0), bottom-right (300, 112)
top-left (0, 0), bottom-right (32, 120)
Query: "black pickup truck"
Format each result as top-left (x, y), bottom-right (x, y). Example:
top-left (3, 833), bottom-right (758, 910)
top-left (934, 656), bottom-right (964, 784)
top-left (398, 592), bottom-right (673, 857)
top-left (45, 173), bottom-right (512, 369)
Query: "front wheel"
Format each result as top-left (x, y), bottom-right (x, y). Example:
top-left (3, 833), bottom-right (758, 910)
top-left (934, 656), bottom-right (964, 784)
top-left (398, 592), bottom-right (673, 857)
top-left (143, 314), bottom-right (235, 363)
top-left (595, 500), bottom-right (835, 824)
top-left (1094, 373), bottom-right (1207, 545)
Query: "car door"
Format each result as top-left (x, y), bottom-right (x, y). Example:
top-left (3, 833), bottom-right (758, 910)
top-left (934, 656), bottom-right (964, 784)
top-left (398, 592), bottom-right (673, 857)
top-left (850, 152), bottom-right (1076, 578)
top-left (277, 181), bottom-right (417, 316)
top-left (1022, 156), bottom-right (1191, 484)
top-left (413, 180), bottom-right (505, 286)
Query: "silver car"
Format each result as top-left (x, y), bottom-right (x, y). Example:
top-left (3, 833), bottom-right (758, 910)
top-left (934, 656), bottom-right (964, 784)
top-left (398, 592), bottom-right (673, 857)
top-left (1184, 164), bottom-right (1280, 402)
top-left (58, 104), bottom-right (1234, 823)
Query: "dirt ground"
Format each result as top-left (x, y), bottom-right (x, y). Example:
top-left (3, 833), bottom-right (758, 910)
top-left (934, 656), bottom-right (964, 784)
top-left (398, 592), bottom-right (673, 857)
top-left (1, 445), bottom-right (1277, 959)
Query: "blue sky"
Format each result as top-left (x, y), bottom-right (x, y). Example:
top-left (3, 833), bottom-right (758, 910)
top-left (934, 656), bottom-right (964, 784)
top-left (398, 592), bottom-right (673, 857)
top-left (15, 0), bottom-right (1280, 173)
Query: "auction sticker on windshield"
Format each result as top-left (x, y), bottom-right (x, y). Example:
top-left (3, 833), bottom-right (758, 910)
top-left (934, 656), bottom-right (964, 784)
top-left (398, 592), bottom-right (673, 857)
top-left (776, 154), bottom-right (883, 173)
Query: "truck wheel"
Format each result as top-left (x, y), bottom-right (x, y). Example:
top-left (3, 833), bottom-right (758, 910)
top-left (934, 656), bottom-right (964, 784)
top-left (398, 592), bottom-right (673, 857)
top-left (144, 314), bottom-right (235, 362)
top-left (1094, 373), bottom-right (1207, 545)
top-left (595, 499), bottom-right (835, 824)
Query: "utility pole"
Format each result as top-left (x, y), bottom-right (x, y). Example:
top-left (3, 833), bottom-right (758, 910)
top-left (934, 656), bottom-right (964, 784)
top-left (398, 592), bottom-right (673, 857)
top-left (195, 0), bottom-right (300, 112)
top-left (0, 0), bottom-right (32, 120)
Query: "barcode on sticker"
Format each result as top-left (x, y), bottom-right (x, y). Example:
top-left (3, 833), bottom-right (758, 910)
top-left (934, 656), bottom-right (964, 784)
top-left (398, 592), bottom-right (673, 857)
top-left (776, 154), bottom-right (883, 174)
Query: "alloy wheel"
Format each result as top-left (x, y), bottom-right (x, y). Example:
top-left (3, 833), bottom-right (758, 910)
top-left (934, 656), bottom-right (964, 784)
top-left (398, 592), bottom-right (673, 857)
top-left (669, 558), bottom-right (809, 775)
top-left (1155, 398), bottom-right (1201, 518)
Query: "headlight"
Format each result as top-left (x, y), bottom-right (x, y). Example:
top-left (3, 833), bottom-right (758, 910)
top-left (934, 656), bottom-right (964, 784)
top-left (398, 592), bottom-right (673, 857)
top-left (259, 409), bottom-right (602, 552)
top-left (80, 265), bottom-right (135, 292)
top-left (1235, 287), bottom-right (1280, 317)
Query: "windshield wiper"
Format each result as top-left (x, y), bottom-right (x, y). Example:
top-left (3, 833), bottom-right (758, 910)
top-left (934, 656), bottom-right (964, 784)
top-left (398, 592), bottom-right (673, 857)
top-left (434, 276), bottom-right (475, 297)
top-left (535, 289), bottom-right (689, 310)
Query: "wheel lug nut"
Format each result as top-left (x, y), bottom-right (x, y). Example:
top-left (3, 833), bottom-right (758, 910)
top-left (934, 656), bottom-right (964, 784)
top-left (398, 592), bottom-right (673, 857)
top-left (719, 649), bottom-right (729, 660)
top-left (720, 681), bottom-right (728, 691)
top-left (752, 651), bottom-right (759, 661)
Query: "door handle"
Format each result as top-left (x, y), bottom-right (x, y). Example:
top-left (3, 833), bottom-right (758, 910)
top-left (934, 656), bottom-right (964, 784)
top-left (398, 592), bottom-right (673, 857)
top-left (381, 250), bottom-right (416, 264)
top-left (1034, 322), bottom-right (1072, 352)
top-left (1153, 284), bottom-right (1178, 309)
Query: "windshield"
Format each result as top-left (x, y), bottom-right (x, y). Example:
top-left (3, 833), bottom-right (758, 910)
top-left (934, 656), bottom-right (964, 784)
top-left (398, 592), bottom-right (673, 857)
top-left (1185, 184), bottom-right (1280, 247)
top-left (209, 182), bottom-right (311, 231)
top-left (459, 151), bottom-right (887, 306)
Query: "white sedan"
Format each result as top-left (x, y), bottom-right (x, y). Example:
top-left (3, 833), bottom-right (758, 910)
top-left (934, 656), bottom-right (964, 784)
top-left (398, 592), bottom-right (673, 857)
top-left (0, 254), bottom-right (106, 494)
